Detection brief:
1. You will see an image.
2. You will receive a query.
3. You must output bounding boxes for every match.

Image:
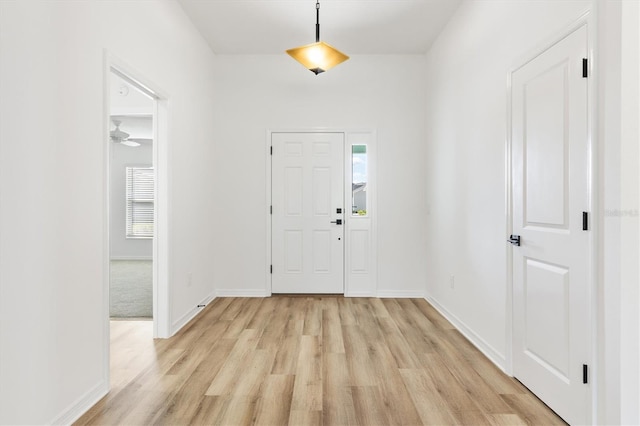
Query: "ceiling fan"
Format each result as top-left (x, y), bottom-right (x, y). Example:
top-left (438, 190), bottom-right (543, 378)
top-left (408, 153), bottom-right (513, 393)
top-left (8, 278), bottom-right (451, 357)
top-left (110, 119), bottom-right (152, 147)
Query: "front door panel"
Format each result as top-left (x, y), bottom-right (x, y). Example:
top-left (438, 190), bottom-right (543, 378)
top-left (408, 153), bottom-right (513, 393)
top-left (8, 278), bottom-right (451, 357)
top-left (272, 133), bottom-right (344, 293)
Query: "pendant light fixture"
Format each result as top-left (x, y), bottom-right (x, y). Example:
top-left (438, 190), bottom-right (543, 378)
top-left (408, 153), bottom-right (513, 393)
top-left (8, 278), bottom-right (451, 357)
top-left (286, 0), bottom-right (349, 75)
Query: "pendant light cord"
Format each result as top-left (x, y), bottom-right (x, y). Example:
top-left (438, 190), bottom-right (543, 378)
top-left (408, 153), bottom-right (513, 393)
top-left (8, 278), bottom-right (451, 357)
top-left (315, 0), bottom-right (320, 42)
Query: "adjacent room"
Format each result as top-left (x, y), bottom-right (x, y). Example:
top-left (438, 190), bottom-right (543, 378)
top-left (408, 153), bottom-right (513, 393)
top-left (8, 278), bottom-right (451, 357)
top-left (109, 71), bottom-right (155, 321)
top-left (0, 0), bottom-right (638, 425)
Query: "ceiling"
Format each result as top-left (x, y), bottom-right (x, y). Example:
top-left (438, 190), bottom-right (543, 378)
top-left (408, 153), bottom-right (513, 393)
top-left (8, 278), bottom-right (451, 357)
top-left (176, 0), bottom-right (462, 55)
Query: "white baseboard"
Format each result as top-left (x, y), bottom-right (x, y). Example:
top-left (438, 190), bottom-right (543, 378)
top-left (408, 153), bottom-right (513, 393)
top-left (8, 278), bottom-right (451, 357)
top-left (345, 291), bottom-right (375, 297)
top-left (424, 293), bottom-right (507, 372)
top-left (171, 291), bottom-right (216, 336)
top-left (50, 380), bottom-right (108, 426)
top-left (377, 290), bottom-right (426, 298)
top-left (215, 289), bottom-right (270, 297)
top-left (109, 256), bottom-right (152, 261)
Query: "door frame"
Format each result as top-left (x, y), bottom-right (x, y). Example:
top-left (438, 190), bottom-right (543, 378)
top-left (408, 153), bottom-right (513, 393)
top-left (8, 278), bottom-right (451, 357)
top-left (103, 52), bottom-right (172, 369)
top-left (265, 129), bottom-right (378, 297)
top-left (505, 10), bottom-right (597, 422)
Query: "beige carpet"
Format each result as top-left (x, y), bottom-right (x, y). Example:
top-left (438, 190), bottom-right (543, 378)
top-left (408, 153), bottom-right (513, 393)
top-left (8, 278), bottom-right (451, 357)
top-left (110, 260), bottom-right (152, 318)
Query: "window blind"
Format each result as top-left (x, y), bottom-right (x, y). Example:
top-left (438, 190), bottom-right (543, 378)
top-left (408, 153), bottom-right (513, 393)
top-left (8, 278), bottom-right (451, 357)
top-left (126, 167), bottom-right (154, 238)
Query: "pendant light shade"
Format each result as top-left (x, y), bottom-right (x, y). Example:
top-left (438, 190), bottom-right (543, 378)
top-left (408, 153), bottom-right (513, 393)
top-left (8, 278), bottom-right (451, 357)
top-left (286, 1), bottom-right (349, 74)
top-left (286, 41), bottom-right (349, 75)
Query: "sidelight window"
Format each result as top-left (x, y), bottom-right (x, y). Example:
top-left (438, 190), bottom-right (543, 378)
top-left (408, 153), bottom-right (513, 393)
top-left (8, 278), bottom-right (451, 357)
top-left (352, 145), bottom-right (367, 216)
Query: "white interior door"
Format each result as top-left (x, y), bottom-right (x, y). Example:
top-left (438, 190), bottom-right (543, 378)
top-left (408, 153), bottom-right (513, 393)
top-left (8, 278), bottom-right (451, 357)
top-left (271, 132), bottom-right (344, 294)
top-left (511, 25), bottom-right (590, 425)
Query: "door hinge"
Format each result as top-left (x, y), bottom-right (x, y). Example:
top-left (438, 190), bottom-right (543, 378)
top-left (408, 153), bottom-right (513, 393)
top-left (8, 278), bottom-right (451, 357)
top-left (270, 146), bottom-right (273, 155)
top-left (582, 58), bottom-right (588, 78)
top-left (583, 211), bottom-right (589, 231)
top-left (270, 205), bottom-right (272, 214)
top-left (270, 265), bottom-right (273, 274)
top-left (583, 364), bottom-right (588, 384)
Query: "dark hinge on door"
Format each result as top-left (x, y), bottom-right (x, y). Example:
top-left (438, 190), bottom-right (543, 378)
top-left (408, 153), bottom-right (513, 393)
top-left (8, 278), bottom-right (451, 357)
top-left (583, 364), bottom-right (588, 384)
top-left (270, 205), bottom-right (273, 215)
top-left (583, 212), bottom-right (589, 230)
top-left (270, 146), bottom-right (273, 155)
top-left (270, 265), bottom-right (273, 274)
top-left (582, 58), bottom-right (588, 78)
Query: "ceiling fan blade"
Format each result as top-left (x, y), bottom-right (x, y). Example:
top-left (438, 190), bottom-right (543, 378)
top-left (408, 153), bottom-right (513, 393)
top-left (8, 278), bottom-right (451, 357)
top-left (120, 140), bottom-right (141, 147)
top-left (110, 120), bottom-right (130, 140)
top-left (127, 138), bottom-right (153, 143)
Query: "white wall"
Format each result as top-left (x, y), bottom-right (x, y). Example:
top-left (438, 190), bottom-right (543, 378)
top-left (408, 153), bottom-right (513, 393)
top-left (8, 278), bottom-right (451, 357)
top-left (620, 2), bottom-right (640, 421)
top-left (211, 55), bottom-right (428, 297)
top-left (424, 0), bottom-right (640, 424)
top-left (423, 0), bottom-right (592, 366)
top-left (608, 0), bottom-right (640, 422)
top-left (110, 72), bottom-right (154, 116)
top-left (0, 1), bottom-right (217, 424)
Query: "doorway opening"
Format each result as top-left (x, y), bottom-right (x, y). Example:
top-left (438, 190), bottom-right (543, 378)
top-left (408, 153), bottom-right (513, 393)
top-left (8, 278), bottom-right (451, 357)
top-left (105, 59), bottom-right (170, 355)
top-left (109, 70), bottom-right (155, 321)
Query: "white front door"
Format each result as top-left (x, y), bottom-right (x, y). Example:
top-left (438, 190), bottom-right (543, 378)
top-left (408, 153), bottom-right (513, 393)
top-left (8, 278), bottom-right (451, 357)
top-left (511, 25), bottom-right (590, 425)
top-left (271, 132), bottom-right (344, 294)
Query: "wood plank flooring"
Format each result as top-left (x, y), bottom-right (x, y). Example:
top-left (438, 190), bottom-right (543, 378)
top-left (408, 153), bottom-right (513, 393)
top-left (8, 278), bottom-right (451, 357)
top-left (75, 296), bottom-right (565, 425)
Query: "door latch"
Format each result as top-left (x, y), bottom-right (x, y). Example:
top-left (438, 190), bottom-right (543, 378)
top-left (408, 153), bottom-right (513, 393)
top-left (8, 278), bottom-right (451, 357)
top-left (508, 235), bottom-right (521, 246)
top-left (330, 219), bottom-right (343, 225)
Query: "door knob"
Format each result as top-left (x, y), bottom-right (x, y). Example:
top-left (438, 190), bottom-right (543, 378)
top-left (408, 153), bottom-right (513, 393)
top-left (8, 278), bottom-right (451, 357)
top-left (331, 219), bottom-right (343, 225)
top-left (508, 235), bottom-right (521, 246)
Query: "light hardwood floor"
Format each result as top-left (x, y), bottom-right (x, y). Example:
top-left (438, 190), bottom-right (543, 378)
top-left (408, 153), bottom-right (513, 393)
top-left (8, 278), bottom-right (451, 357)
top-left (75, 296), bottom-right (566, 425)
